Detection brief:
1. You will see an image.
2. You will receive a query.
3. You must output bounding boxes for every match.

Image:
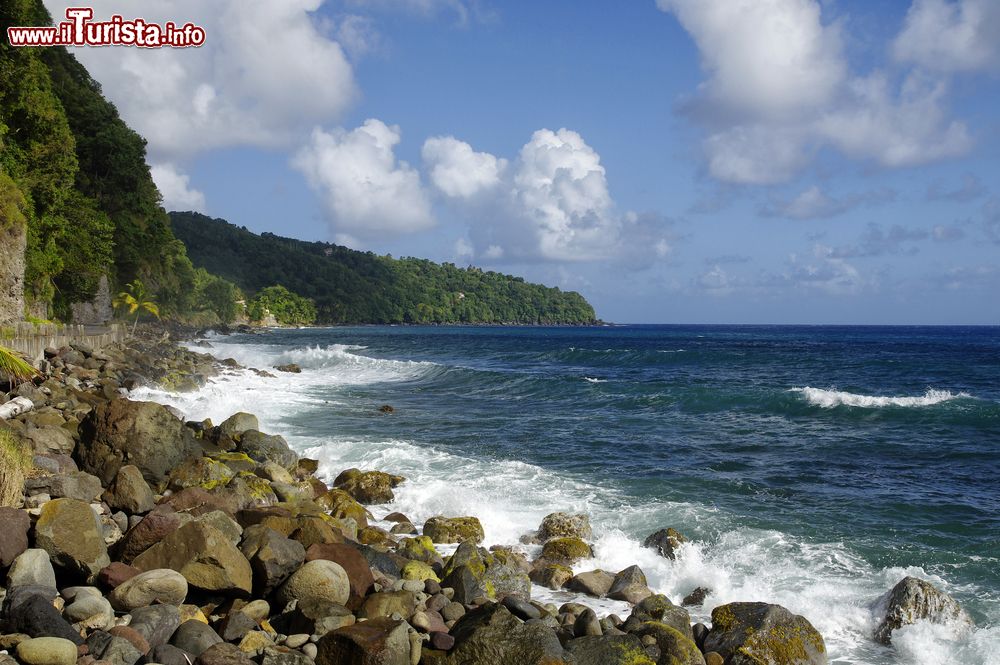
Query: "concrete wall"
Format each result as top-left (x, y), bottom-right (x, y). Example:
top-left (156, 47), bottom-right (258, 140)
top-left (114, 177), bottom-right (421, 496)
top-left (2, 323), bottom-right (127, 362)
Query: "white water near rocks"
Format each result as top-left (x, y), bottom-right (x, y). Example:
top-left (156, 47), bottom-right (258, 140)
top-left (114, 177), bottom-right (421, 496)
top-left (133, 336), bottom-right (1000, 665)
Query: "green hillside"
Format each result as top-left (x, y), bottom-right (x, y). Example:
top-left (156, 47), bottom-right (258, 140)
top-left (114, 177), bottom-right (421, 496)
top-left (170, 212), bottom-right (597, 325)
top-left (0, 0), bottom-right (202, 319)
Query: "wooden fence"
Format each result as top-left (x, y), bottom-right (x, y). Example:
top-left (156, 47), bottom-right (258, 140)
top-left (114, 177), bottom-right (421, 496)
top-left (0, 322), bottom-right (127, 361)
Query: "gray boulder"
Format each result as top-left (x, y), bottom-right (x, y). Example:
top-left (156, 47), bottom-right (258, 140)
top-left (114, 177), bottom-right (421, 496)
top-left (872, 576), bottom-right (974, 645)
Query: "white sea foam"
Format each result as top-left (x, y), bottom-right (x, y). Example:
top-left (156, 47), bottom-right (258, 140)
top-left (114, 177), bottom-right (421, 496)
top-left (583, 377), bottom-right (607, 383)
top-left (792, 387), bottom-right (970, 408)
top-left (135, 336), bottom-right (998, 665)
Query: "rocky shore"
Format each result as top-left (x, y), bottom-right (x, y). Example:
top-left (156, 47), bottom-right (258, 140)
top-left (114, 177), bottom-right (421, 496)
top-left (0, 330), bottom-right (975, 665)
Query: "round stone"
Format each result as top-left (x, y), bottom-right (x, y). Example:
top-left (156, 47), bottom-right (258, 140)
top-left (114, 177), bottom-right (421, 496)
top-left (16, 637), bottom-right (79, 665)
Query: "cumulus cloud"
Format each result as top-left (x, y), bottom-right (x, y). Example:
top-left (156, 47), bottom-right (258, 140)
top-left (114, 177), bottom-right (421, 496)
top-left (893, 0), bottom-right (1000, 73)
top-left (150, 163), bottom-right (206, 212)
top-left (657, 0), bottom-right (973, 184)
top-left (422, 137), bottom-right (507, 198)
top-left (760, 185), bottom-right (895, 220)
top-left (292, 120), bottom-right (434, 237)
top-left (425, 129), bottom-right (675, 265)
top-left (43, 0), bottom-right (357, 160)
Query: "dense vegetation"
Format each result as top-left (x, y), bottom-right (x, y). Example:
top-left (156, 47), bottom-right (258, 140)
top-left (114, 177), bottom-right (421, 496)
top-left (170, 212), bottom-right (597, 325)
top-left (0, 0), bottom-right (226, 320)
top-left (247, 286), bottom-right (317, 326)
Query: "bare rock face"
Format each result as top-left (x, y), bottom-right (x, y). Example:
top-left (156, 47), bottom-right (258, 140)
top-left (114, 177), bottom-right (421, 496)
top-left (70, 274), bottom-right (113, 324)
top-left (0, 215), bottom-right (26, 326)
top-left (872, 576), bottom-right (974, 645)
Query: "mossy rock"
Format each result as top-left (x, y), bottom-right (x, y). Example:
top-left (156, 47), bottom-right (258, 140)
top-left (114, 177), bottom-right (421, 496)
top-left (168, 457), bottom-right (235, 492)
top-left (401, 560), bottom-right (439, 582)
top-left (422, 516), bottom-right (484, 545)
top-left (537, 512), bottom-right (592, 542)
top-left (397, 535), bottom-right (442, 565)
top-left (358, 526), bottom-right (395, 547)
top-left (529, 562), bottom-right (574, 590)
top-left (540, 537), bottom-right (592, 564)
top-left (633, 622), bottom-right (705, 665)
top-left (315, 489), bottom-right (370, 528)
top-left (224, 472), bottom-right (278, 508)
top-left (565, 634), bottom-right (657, 665)
top-left (159, 370), bottom-right (203, 393)
top-left (332, 468), bottom-right (405, 505)
top-left (208, 452), bottom-right (257, 473)
top-left (441, 541), bottom-right (488, 579)
top-left (705, 602), bottom-right (827, 665)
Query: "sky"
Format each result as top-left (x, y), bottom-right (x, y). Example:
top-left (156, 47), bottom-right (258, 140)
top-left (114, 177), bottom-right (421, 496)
top-left (40, 0), bottom-right (1000, 324)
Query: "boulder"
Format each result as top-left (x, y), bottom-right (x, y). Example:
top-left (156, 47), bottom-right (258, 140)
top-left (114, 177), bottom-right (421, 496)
top-left (632, 622), bottom-right (705, 665)
top-left (63, 593), bottom-right (114, 631)
top-left (77, 398), bottom-right (198, 487)
top-left (103, 465), bottom-right (155, 514)
top-left (358, 591), bottom-right (418, 620)
top-left (305, 543), bottom-right (376, 608)
top-left (540, 537), bottom-right (592, 564)
top-left (567, 570), bottom-right (615, 598)
top-left (4, 589), bottom-right (83, 644)
top-left (132, 522), bottom-right (253, 595)
top-left (216, 413), bottom-right (259, 445)
top-left (625, 595), bottom-right (693, 639)
top-left (109, 568), bottom-right (188, 610)
top-left (196, 642), bottom-right (255, 665)
top-left (15, 637), bottom-right (79, 665)
top-left (0, 507), bottom-right (31, 567)
top-left (704, 602), bottom-right (827, 665)
top-left (643, 528), bottom-right (688, 560)
top-left (423, 515), bottom-right (485, 544)
top-left (23, 425), bottom-right (75, 456)
top-left (872, 576), bottom-right (974, 645)
top-left (171, 620), bottom-right (224, 657)
top-left (537, 512), bottom-right (592, 542)
top-left (315, 618), bottom-right (410, 665)
top-left (314, 489), bottom-right (370, 528)
top-left (7, 548), bottom-right (56, 589)
top-left (168, 457), bottom-right (235, 492)
top-left (115, 508), bottom-right (182, 563)
top-left (224, 471), bottom-right (279, 508)
top-left (98, 561), bottom-right (141, 588)
top-left (34, 498), bottom-right (110, 581)
top-left (239, 526), bottom-right (305, 595)
top-left (332, 468), bottom-right (405, 505)
top-left (530, 561), bottom-right (573, 590)
top-left (24, 471), bottom-right (103, 502)
top-left (682, 587), bottom-right (711, 607)
top-left (608, 565), bottom-right (652, 603)
top-left (277, 559), bottom-right (351, 608)
top-left (447, 603), bottom-right (568, 665)
top-left (565, 634), bottom-right (656, 665)
top-left (236, 430), bottom-right (297, 469)
top-left (127, 604), bottom-right (182, 650)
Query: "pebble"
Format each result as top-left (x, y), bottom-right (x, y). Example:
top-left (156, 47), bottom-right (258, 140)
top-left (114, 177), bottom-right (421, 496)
top-left (301, 643), bottom-right (317, 659)
top-left (284, 634), bottom-right (309, 649)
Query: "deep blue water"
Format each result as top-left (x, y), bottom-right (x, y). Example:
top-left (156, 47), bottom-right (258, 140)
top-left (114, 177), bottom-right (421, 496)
top-left (153, 324), bottom-right (1000, 663)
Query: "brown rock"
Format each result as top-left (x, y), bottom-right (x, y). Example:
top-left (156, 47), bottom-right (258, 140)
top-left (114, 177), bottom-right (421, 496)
top-left (34, 498), bottom-right (110, 582)
top-left (132, 522), bottom-right (253, 595)
top-left (315, 618), bottom-right (410, 665)
top-left (116, 508), bottom-right (182, 564)
top-left (98, 562), bottom-right (141, 589)
top-left (0, 507), bottom-right (30, 567)
top-left (102, 465), bottom-right (155, 515)
top-left (304, 543), bottom-right (375, 609)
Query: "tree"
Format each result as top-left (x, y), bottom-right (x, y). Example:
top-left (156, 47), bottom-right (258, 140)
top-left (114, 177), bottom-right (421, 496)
top-left (113, 279), bottom-right (160, 334)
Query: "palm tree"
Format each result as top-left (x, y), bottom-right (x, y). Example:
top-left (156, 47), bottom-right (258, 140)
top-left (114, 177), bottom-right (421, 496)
top-left (0, 345), bottom-right (37, 387)
top-left (113, 279), bottom-right (160, 335)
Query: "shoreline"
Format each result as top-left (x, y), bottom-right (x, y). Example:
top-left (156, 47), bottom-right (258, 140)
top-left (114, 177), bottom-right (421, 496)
top-left (0, 328), bottom-right (979, 665)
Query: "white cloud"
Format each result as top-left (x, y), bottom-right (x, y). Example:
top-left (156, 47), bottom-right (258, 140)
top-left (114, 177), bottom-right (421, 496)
top-left (334, 14), bottom-right (383, 60)
top-left (893, 0), bottom-right (1000, 73)
top-left (43, 0), bottom-right (357, 160)
top-left (657, 0), bottom-right (973, 183)
top-left (422, 136), bottom-right (507, 198)
top-left (292, 119), bottom-right (434, 237)
top-left (659, 0), bottom-right (845, 119)
top-left (149, 163), bottom-right (206, 212)
top-left (429, 129), bottom-right (673, 264)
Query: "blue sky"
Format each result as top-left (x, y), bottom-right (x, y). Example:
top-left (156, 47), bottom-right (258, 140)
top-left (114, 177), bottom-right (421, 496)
top-left (45, 0), bottom-right (1000, 324)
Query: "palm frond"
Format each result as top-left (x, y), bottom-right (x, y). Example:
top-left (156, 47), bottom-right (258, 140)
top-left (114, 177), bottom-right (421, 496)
top-left (0, 346), bottom-right (38, 383)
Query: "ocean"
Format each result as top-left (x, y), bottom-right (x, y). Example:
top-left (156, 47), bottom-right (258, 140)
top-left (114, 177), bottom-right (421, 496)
top-left (135, 324), bottom-right (1000, 664)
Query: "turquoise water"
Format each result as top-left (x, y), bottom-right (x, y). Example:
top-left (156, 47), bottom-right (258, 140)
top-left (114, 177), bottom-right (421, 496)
top-left (141, 325), bottom-right (1000, 664)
